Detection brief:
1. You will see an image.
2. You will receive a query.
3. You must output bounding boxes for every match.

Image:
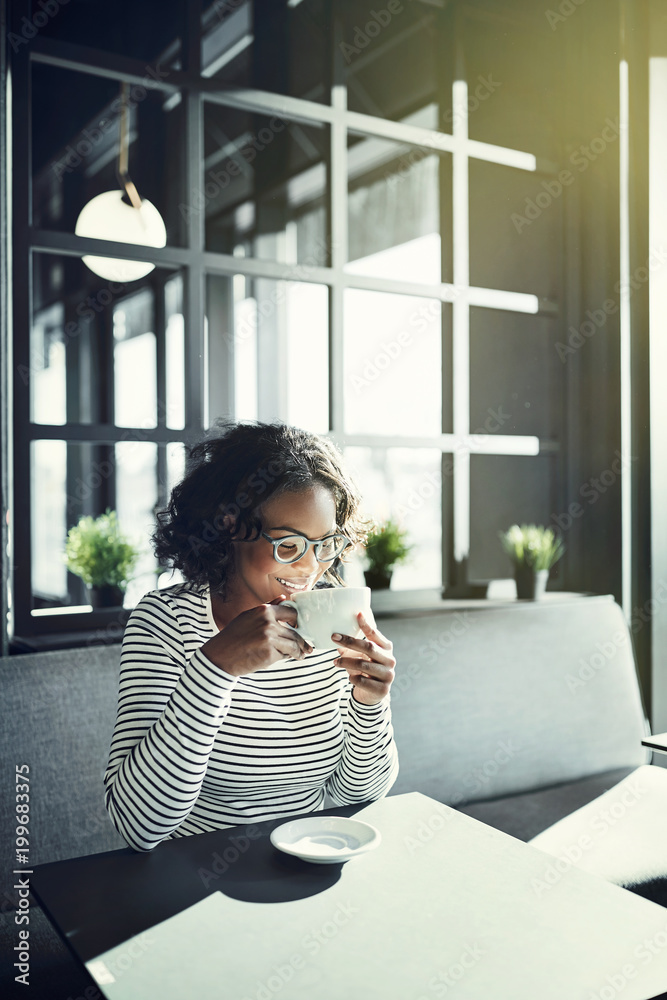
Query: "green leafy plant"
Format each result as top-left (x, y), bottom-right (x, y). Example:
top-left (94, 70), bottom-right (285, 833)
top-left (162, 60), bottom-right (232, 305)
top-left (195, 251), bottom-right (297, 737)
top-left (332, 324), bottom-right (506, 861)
top-left (65, 509), bottom-right (139, 589)
top-left (499, 523), bottom-right (565, 572)
top-left (364, 518), bottom-right (413, 574)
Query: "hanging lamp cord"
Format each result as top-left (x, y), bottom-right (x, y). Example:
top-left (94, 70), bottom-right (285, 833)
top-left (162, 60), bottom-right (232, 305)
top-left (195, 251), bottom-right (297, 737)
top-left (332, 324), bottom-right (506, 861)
top-left (117, 82), bottom-right (143, 210)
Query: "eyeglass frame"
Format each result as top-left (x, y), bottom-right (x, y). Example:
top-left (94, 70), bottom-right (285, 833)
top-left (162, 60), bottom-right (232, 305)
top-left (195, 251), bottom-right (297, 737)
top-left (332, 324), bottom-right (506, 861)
top-left (259, 530), bottom-right (351, 565)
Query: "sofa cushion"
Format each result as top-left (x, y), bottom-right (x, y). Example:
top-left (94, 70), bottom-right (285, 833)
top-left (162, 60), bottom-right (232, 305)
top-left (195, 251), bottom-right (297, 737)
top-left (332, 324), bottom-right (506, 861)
top-left (455, 765), bottom-right (640, 841)
top-left (382, 597), bottom-right (649, 805)
top-left (528, 764), bottom-right (667, 905)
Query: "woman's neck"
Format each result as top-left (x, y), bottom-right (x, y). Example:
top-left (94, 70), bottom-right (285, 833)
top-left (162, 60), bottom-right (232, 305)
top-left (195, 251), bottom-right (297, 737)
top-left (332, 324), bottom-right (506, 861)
top-left (209, 586), bottom-right (256, 631)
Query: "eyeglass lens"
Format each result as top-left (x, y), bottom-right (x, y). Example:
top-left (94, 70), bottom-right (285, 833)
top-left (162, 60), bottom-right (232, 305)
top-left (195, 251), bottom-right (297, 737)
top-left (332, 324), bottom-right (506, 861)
top-left (274, 535), bottom-right (348, 563)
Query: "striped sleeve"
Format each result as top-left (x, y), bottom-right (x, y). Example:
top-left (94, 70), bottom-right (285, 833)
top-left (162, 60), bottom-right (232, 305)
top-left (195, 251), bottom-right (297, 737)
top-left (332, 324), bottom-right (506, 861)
top-left (325, 692), bottom-right (399, 805)
top-left (104, 592), bottom-right (239, 852)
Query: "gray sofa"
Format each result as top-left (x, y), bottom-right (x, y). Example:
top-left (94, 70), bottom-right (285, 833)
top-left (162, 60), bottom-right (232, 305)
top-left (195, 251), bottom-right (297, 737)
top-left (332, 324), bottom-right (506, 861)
top-left (0, 643), bottom-right (126, 997)
top-left (382, 595), bottom-right (652, 839)
top-left (0, 594), bottom-right (661, 998)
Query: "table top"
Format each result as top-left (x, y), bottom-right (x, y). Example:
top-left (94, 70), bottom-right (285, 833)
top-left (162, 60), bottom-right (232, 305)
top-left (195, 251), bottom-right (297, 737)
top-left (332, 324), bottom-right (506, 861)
top-left (32, 792), bottom-right (667, 1000)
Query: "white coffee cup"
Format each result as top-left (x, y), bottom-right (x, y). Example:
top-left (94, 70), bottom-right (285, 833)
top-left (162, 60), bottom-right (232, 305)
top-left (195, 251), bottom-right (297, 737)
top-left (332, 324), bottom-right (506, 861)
top-left (279, 586), bottom-right (374, 651)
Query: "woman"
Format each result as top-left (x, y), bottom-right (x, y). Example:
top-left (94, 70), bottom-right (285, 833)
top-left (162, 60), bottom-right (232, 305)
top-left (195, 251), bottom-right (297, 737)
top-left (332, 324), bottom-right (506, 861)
top-left (104, 422), bottom-right (399, 851)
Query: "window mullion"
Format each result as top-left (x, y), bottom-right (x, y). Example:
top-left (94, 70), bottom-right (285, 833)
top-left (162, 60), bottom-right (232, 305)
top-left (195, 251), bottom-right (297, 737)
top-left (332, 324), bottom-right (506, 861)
top-left (329, 15), bottom-right (347, 437)
top-left (11, 0), bottom-right (34, 640)
top-left (183, 87), bottom-right (205, 433)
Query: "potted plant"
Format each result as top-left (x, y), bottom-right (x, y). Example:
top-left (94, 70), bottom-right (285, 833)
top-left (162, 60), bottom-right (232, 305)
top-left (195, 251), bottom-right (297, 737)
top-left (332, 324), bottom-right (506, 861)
top-left (65, 509), bottom-right (139, 608)
top-left (363, 518), bottom-right (413, 590)
top-left (499, 523), bottom-right (565, 600)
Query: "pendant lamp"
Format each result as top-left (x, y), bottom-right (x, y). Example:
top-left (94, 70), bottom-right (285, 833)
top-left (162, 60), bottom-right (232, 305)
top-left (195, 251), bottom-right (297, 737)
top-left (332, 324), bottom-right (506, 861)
top-left (75, 83), bottom-right (167, 282)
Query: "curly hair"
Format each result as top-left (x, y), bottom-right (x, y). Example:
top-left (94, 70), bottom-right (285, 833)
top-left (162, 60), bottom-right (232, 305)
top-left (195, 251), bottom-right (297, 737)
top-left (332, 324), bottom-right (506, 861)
top-left (153, 421), bottom-right (373, 599)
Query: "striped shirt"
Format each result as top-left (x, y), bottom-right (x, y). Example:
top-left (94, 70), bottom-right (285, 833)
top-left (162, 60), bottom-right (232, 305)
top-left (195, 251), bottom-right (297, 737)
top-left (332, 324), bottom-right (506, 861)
top-left (104, 583), bottom-right (399, 852)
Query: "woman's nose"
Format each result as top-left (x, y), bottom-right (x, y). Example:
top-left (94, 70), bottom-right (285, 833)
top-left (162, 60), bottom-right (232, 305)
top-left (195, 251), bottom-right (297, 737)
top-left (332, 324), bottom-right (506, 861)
top-left (293, 545), bottom-right (320, 574)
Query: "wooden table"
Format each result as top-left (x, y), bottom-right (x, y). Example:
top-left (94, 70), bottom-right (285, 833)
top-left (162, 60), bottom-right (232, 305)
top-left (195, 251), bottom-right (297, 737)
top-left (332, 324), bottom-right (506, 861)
top-left (32, 792), bottom-right (667, 1000)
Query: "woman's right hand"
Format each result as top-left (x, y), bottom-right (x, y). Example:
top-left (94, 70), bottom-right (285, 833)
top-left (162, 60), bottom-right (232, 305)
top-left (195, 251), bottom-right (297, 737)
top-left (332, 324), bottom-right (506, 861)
top-left (200, 596), bottom-right (313, 677)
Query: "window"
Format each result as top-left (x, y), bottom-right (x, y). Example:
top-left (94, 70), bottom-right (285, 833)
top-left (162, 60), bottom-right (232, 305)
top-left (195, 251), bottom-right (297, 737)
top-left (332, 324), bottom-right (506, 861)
top-left (7, 0), bottom-right (616, 649)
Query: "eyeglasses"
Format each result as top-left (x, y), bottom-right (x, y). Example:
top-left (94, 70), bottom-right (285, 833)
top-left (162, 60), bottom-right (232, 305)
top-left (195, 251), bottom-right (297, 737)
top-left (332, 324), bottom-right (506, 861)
top-left (260, 531), bottom-right (351, 565)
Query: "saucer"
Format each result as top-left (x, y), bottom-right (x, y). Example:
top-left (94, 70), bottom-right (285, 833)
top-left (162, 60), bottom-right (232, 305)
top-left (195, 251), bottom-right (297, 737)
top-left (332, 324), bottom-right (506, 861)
top-left (270, 816), bottom-right (381, 864)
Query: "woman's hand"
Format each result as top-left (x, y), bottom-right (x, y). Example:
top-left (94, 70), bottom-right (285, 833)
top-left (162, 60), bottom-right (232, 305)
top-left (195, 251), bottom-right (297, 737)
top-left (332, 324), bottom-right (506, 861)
top-left (332, 612), bottom-right (396, 706)
top-left (201, 596), bottom-right (313, 677)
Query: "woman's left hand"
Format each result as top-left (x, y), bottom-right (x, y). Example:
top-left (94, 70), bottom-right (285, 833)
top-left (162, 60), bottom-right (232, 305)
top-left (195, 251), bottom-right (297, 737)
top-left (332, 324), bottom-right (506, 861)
top-left (332, 612), bottom-right (396, 706)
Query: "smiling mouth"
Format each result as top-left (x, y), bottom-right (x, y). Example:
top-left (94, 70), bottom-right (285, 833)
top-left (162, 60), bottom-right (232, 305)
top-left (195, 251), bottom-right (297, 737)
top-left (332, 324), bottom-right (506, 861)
top-left (275, 576), bottom-right (312, 592)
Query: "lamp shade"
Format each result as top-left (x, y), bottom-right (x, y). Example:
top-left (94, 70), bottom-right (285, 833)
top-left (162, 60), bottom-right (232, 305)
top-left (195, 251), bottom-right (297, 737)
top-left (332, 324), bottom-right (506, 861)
top-left (75, 190), bottom-right (167, 283)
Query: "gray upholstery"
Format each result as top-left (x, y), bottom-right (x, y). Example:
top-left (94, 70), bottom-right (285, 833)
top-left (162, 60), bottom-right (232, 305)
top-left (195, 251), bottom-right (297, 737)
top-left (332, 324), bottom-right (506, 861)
top-left (456, 765), bottom-right (640, 841)
top-left (0, 595), bottom-right (659, 996)
top-left (0, 595), bottom-right (651, 886)
top-left (382, 596), bottom-right (650, 807)
top-left (0, 902), bottom-right (92, 999)
top-left (0, 644), bottom-right (125, 901)
top-left (0, 644), bottom-right (125, 996)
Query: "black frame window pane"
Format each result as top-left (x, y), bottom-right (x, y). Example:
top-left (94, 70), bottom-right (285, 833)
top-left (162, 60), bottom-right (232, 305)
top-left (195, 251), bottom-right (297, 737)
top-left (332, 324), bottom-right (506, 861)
top-left (165, 275), bottom-right (186, 430)
top-left (30, 439), bottom-right (158, 614)
top-left (155, 442), bottom-right (188, 589)
top-left (203, 108), bottom-right (328, 266)
top-left (469, 454), bottom-right (557, 582)
top-left (344, 447), bottom-right (442, 590)
top-left (31, 439), bottom-right (69, 607)
top-left (32, 63), bottom-right (186, 247)
top-left (462, 8), bottom-right (562, 161)
top-left (343, 1), bottom-right (442, 126)
top-left (165, 442), bottom-right (186, 498)
top-left (16, 0), bottom-right (184, 65)
top-left (469, 308), bottom-right (561, 440)
top-left (31, 253), bottom-right (113, 426)
top-left (201, 0), bottom-right (329, 103)
top-left (30, 255), bottom-right (182, 429)
top-left (469, 160), bottom-right (562, 299)
top-left (347, 133), bottom-right (448, 283)
top-left (115, 441), bottom-right (159, 607)
top-left (206, 274), bottom-right (329, 432)
top-left (113, 290), bottom-right (157, 429)
top-left (30, 298), bottom-right (67, 425)
top-left (343, 289), bottom-right (443, 438)
top-left (31, 440), bottom-right (117, 611)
